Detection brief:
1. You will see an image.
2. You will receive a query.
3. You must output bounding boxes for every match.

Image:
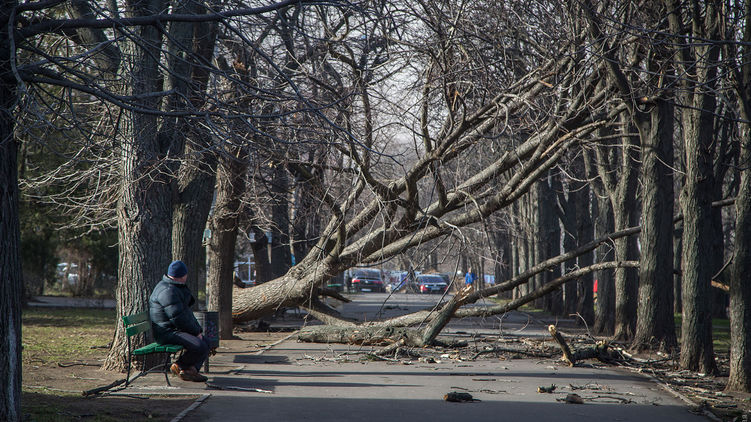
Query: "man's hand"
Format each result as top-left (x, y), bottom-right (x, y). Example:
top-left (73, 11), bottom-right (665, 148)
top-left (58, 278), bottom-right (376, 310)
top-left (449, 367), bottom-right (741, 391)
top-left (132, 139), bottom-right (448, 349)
top-left (209, 348), bottom-right (218, 356)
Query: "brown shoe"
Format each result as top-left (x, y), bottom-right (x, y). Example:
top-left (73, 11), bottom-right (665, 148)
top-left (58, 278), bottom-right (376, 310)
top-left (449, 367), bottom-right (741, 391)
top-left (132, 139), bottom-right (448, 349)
top-left (179, 366), bottom-right (208, 382)
top-left (170, 363), bottom-right (180, 377)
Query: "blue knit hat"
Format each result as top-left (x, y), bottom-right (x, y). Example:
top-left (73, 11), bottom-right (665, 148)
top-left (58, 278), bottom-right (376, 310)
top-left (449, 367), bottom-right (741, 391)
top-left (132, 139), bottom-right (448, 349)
top-left (168, 260), bottom-right (188, 278)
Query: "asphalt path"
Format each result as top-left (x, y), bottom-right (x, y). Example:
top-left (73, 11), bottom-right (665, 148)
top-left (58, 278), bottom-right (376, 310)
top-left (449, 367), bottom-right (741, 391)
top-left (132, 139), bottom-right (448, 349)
top-left (109, 291), bottom-right (711, 422)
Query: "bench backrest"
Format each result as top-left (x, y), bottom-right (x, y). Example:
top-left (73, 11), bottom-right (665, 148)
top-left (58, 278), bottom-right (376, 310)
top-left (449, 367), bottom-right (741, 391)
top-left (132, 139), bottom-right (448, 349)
top-left (122, 311), bottom-right (152, 337)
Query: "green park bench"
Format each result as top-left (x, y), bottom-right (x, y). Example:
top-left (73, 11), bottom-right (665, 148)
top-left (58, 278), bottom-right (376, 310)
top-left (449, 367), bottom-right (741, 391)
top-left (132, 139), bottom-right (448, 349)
top-left (122, 311), bottom-right (183, 387)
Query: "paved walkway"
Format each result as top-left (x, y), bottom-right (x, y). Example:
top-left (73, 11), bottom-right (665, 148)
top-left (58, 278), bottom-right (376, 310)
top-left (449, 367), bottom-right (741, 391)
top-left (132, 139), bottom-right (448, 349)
top-left (107, 292), bottom-right (711, 422)
top-left (172, 340), bottom-right (707, 422)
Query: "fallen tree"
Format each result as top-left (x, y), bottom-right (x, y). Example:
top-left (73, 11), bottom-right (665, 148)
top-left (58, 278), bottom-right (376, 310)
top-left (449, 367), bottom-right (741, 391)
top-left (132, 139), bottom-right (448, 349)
top-left (297, 261), bottom-right (638, 348)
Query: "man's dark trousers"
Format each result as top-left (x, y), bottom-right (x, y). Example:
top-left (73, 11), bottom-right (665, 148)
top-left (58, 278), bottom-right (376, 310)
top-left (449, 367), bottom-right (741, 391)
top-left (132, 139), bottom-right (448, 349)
top-left (171, 332), bottom-right (209, 371)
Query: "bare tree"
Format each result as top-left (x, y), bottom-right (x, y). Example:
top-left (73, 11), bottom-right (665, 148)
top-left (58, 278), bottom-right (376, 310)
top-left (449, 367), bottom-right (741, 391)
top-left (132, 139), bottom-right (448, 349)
top-left (665, 0), bottom-right (721, 374)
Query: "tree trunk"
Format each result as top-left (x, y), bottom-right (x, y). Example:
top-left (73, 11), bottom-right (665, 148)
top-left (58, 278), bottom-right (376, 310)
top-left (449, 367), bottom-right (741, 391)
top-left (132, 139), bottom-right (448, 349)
top-left (103, 0), bottom-right (171, 371)
top-left (574, 181), bottom-right (594, 325)
top-left (206, 146), bottom-right (247, 339)
top-left (611, 126), bottom-right (640, 341)
top-left (559, 173), bottom-right (578, 317)
top-left (171, 12), bottom-right (218, 298)
top-left (250, 229), bottom-right (273, 284)
top-left (678, 101), bottom-right (719, 373)
top-left (0, 11), bottom-right (22, 414)
top-left (661, 0), bottom-right (720, 375)
top-left (172, 133), bottom-right (216, 300)
top-left (592, 188), bottom-right (615, 335)
top-left (673, 225), bottom-right (683, 314)
top-left (530, 187), bottom-right (544, 308)
top-left (544, 172), bottom-right (563, 315)
top-left (727, 127), bottom-right (751, 390)
top-left (726, 1), bottom-right (751, 391)
top-left (269, 164), bottom-right (292, 279)
top-left (633, 99), bottom-right (677, 352)
top-left (291, 156), bottom-right (323, 262)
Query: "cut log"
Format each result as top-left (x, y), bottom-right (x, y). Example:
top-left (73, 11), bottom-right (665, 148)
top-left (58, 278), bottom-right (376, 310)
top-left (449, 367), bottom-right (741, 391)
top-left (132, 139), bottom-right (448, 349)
top-left (548, 325), bottom-right (621, 366)
top-left (548, 325), bottom-right (576, 366)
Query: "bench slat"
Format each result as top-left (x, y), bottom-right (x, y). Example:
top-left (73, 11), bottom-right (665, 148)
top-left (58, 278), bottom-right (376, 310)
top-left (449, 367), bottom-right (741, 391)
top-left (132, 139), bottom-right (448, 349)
top-left (122, 311), bottom-right (149, 326)
top-left (132, 342), bottom-right (183, 355)
top-left (125, 321), bottom-right (151, 337)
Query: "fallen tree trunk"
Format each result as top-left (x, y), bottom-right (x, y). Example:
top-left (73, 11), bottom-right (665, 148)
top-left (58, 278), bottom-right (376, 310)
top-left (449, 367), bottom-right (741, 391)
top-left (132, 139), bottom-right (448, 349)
top-left (298, 285), bottom-right (474, 348)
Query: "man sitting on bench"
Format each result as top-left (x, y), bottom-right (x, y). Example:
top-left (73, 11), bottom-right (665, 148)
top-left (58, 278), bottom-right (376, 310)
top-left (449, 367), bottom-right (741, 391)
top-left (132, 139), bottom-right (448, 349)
top-left (149, 260), bottom-right (209, 382)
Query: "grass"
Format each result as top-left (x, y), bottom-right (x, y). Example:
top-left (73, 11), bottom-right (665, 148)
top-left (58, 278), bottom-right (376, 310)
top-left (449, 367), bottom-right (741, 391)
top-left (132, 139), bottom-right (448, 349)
top-left (22, 307), bottom-right (195, 422)
top-left (22, 307), bottom-right (116, 366)
top-left (674, 313), bottom-right (731, 353)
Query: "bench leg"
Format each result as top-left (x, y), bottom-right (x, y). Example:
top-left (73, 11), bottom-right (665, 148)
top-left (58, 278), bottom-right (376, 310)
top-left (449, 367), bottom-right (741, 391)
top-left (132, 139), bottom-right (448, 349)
top-left (125, 353), bottom-right (132, 387)
top-left (164, 353), bottom-right (173, 386)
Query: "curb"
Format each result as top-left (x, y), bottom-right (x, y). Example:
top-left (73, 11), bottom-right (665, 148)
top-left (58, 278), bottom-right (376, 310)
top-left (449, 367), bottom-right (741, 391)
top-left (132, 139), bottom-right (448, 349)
top-left (170, 394), bottom-right (211, 422)
top-left (627, 367), bottom-right (722, 422)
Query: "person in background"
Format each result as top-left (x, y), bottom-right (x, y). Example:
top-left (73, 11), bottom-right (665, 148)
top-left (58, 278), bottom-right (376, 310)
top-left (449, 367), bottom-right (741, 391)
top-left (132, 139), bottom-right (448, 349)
top-left (465, 267), bottom-right (477, 287)
top-left (149, 260), bottom-right (209, 382)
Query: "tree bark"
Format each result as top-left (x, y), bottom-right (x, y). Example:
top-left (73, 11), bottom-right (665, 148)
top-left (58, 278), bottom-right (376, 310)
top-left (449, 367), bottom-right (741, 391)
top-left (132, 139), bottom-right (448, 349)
top-left (633, 98), bottom-right (677, 352)
top-left (588, 151), bottom-right (615, 335)
top-left (664, 0), bottom-right (720, 374)
top-left (726, 0), bottom-right (751, 392)
top-left (207, 145), bottom-right (247, 339)
top-left (611, 127), bottom-right (640, 342)
top-left (592, 195), bottom-right (615, 335)
top-left (103, 0), bottom-right (172, 371)
top-left (171, 11), bottom-right (218, 297)
top-left (543, 171), bottom-right (563, 315)
top-left (574, 179), bottom-right (593, 325)
top-left (727, 126), bottom-right (751, 390)
top-left (269, 164), bottom-right (292, 279)
top-left (0, 3), bottom-right (22, 413)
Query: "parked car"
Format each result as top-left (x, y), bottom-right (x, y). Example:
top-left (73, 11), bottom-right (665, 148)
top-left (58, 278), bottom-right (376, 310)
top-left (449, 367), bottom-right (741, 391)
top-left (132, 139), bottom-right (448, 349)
top-left (414, 274), bottom-right (448, 294)
top-left (346, 268), bottom-right (385, 292)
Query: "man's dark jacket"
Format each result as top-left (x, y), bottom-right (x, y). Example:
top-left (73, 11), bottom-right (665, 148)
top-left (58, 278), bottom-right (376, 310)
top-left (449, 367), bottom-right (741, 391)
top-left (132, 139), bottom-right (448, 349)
top-left (149, 275), bottom-right (202, 344)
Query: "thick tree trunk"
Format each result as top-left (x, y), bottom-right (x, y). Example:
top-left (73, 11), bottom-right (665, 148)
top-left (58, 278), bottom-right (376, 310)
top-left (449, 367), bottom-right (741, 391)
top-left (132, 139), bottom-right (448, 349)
top-left (726, 2), bottom-right (751, 391)
top-left (206, 146), bottom-right (247, 339)
top-left (103, 0), bottom-right (171, 371)
top-left (233, 258), bottom-right (338, 321)
top-left (679, 109), bottom-right (718, 372)
top-left (172, 133), bottom-right (216, 298)
top-left (0, 11), bottom-right (22, 415)
top-left (633, 99), bottom-right (677, 352)
top-left (171, 13), bottom-right (218, 297)
top-left (662, 0), bottom-right (719, 375)
top-left (727, 130), bottom-right (751, 390)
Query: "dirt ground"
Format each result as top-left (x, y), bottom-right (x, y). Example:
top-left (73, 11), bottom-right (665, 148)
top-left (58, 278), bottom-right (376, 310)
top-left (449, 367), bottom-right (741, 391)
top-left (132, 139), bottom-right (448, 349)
top-left (21, 330), bottom-right (291, 422)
